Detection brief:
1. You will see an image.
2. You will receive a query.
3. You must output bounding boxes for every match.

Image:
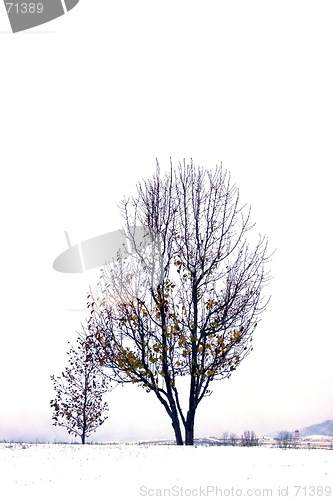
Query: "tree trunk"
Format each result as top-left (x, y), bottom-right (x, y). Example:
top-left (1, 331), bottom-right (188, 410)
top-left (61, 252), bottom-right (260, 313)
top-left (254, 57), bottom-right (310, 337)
top-left (154, 387), bottom-right (184, 445)
top-left (185, 409), bottom-right (195, 445)
top-left (171, 410), bottom-right (184, 445)
top-left (185, 370), bottom-right (196, 445)
top-left (81, 433), bottom-right (85, 444)
top-left (160, 405), bottom-right (183, 445)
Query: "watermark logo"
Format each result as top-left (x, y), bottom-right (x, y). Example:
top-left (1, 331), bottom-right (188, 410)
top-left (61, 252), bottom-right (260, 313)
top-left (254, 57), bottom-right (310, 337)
top-left (53, 226), bottom-right (149, 274)
top-left (3, 0), bottom-right (79, 33)
top-left (54, 226), bottom-right (155, 311)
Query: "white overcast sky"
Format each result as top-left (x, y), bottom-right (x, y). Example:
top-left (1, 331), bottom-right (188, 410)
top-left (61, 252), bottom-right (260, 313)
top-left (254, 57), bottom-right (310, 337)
top-left (0, 1), bottom-right (332, 443)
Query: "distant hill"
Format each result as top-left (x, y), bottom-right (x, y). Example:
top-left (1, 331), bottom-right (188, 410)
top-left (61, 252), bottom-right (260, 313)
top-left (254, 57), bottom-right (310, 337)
top-left (266, 420), bottom-right (333, 439)
top-left (298, 420), bottom-right (333, 437)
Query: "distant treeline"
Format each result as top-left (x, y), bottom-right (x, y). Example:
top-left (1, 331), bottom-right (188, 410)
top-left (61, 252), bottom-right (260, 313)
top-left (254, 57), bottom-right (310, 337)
top-left (211, 431), bottom-right (260, 446)
top-left (213, 430), bottom-right (295, 447)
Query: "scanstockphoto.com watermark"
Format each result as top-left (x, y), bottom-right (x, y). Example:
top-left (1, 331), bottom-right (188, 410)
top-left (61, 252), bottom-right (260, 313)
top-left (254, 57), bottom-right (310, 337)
top-left (139, 485), bottom-right (332, 497)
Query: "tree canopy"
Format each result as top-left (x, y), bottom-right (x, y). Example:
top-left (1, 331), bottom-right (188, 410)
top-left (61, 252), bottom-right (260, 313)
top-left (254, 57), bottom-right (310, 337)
top-left (50, 331), bottom-right (109, 444)
top-left (83, 160), bottom-right (273, 444)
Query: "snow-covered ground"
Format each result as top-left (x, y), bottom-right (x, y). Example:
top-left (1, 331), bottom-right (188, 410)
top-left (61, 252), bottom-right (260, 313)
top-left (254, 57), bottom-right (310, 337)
top-left (0, 443), bottom-right (332, 499)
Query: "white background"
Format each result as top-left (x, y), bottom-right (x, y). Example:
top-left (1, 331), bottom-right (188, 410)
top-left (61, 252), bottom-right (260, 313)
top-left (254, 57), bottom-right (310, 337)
top-left (0, 1), bottom-right (332, 443)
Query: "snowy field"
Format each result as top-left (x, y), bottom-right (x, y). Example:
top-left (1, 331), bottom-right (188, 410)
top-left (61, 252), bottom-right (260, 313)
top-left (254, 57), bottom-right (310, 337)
top-left (1, 443), bottom-right (332, 500)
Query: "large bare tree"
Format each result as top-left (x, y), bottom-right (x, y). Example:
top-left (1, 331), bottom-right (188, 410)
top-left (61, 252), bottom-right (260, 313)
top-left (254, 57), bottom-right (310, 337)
top-left (84, 160), bottom-right (273, 445)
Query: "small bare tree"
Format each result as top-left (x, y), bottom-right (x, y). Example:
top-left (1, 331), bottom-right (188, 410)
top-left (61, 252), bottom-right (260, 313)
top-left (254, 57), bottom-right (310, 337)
top-left (85, 160), bottom-right (273, 445)
top-left (50, 331), bottom-right (109, 444)
top-left (230, 433), bottom-right (238, 446)
top-left (277, 431), bottom-right (293, 448)
top-left (241, 430), bottom-right (259, 446)
top-left (221, 431), bottom-right (229, 445)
